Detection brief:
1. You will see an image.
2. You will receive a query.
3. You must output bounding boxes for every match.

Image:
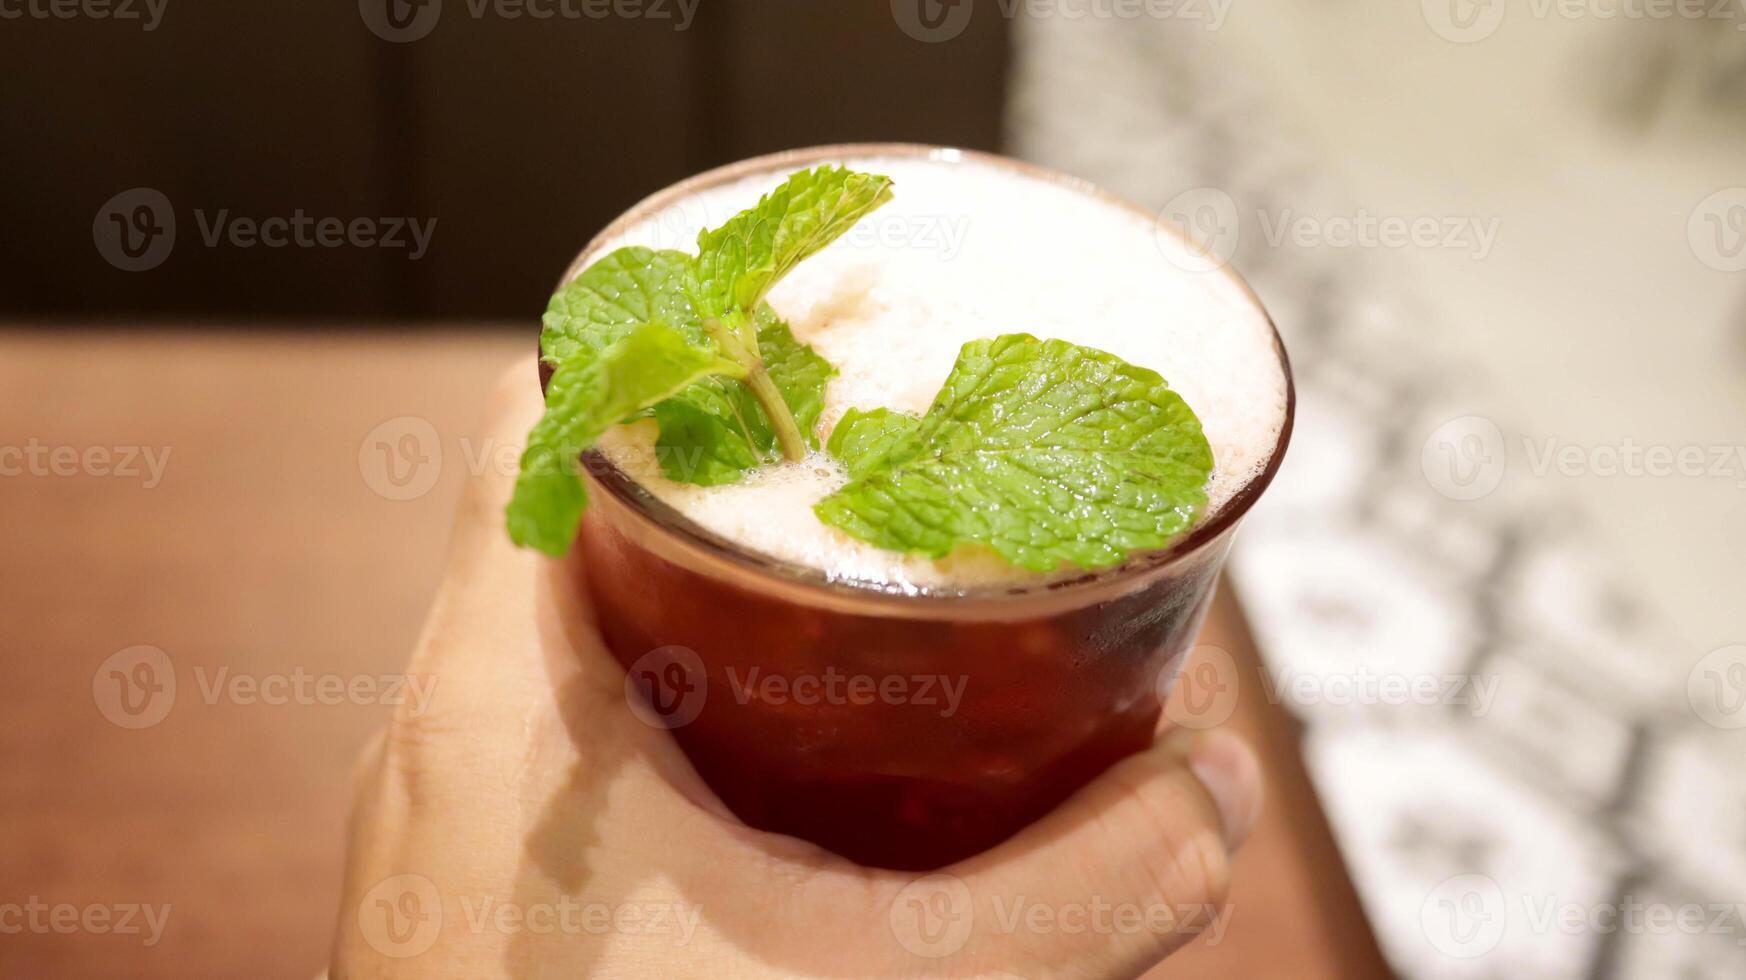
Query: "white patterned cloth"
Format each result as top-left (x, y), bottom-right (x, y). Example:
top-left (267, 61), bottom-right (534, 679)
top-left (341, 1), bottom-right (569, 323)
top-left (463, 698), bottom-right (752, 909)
top-left (1009, 12), bottom-right (1746, 979)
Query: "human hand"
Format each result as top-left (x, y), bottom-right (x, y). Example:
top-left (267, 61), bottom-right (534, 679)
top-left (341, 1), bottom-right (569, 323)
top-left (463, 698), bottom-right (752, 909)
top-left (328, 361), bottom-right (1263, 979)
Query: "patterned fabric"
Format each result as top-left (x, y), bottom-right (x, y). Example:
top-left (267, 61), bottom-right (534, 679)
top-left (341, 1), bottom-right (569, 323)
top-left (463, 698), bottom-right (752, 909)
top-left (1009, 15), bottom-right (1746, 979)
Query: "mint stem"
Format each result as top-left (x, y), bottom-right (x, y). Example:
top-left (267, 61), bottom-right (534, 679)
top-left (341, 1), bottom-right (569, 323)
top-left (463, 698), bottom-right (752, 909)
top-left (744, 361), bottom-right (808, 462)
top-left (705, 317), bottom-right (808, 462)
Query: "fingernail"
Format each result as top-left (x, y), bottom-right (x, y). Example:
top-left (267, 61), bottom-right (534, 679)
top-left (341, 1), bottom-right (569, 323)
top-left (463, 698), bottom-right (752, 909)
top-left (1183, 730), bottom-right (1262, 850)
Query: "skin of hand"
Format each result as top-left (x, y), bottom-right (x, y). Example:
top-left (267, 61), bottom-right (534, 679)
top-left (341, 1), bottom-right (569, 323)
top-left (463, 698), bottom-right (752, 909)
top-left (328, 361), bottom-right (1264, 980)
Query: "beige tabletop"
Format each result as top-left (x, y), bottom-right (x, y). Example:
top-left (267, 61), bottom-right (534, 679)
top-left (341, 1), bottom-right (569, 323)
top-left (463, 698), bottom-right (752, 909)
top-left (0, 328), bottom-right (1388, 979)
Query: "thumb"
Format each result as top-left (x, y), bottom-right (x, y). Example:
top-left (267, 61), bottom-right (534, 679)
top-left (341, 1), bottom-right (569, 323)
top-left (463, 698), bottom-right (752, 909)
top-left (888, 729), bottom-right (1261, 979)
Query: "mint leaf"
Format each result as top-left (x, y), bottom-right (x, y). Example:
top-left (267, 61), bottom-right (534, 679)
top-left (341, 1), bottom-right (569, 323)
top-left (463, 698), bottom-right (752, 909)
top-left (511, 166), bottom-right (892, 555)
top-left (688, 165), bottom-right (894, 338)
top-left (825, 407), bottom-right (923, 479)
top-left (508, 323), bottom-right (744, 556)
top-left (540, 247), bottom-right (702, 364)
top-left (681, 165), bottom-right (891, 464)
top-left (815, 335), bottom-right (1215, 573)
top-left (651, 315), bottom-right (835, 484)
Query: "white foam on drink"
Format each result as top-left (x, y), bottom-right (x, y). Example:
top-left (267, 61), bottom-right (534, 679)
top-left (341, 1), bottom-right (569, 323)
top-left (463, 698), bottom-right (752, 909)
top-left (589, 152), bottom-right (1288, 592)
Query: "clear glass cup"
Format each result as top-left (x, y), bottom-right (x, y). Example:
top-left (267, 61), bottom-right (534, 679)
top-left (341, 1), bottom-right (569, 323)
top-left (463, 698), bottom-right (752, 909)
top-left (553, 144), bottom-right (1294, 871)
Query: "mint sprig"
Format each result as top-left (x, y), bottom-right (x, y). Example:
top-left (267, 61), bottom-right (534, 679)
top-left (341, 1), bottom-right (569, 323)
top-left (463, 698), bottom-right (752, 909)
top-left (509, 166), bottom-right (893, 555)
top-left (508, 323), bottom-right (744, 555)
top-left (815, 335), bottom-right (1215, 573)
top-left (652, 315), bottom-right (835, 485)
top-left (686, 165), bottom-right (893, 460)
top-left (689, 166), bottom-right (895, 332)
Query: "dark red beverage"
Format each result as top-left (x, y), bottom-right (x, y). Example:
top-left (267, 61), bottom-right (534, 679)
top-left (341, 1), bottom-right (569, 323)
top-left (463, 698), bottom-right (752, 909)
top-left (556, 145), bottom-right (1292, 870)
top-left (580, 465), bottom-right (1263, 869)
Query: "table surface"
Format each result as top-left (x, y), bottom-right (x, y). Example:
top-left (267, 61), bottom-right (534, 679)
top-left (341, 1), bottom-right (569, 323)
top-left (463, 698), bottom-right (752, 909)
top-left (0, 328), bottom-right (1389, 979)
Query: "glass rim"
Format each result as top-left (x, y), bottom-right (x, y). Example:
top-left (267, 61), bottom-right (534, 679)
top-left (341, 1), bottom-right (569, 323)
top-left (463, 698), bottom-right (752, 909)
top-left (549, 143), bottom-right (1296, 618)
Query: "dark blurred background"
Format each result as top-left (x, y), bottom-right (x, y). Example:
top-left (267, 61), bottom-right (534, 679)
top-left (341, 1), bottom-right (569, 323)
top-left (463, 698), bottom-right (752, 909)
top-left (0, 0), bottom-right (1007, 320)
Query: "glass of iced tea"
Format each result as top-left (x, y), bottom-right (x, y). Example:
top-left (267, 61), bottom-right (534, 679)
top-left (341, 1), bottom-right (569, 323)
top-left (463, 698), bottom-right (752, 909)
top-left (552, 144), bottom-right (1292, 871)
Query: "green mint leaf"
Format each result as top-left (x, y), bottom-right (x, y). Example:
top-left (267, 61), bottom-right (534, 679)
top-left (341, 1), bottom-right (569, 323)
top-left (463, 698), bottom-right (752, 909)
top-left (815, 334), bottom-right (1215, 573)
top-left (651, 315), bottom-right (835, 484)
top-left (825, 407), bottom-right (923, 479)
top-left (512, 166), bottom-right (891, 554)
top-left (508, 323), bottom-right (745, 556)
top-left (688, 165), bottom-right (895, 332)
top-left (540, 246), bottom-right (702, 364)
